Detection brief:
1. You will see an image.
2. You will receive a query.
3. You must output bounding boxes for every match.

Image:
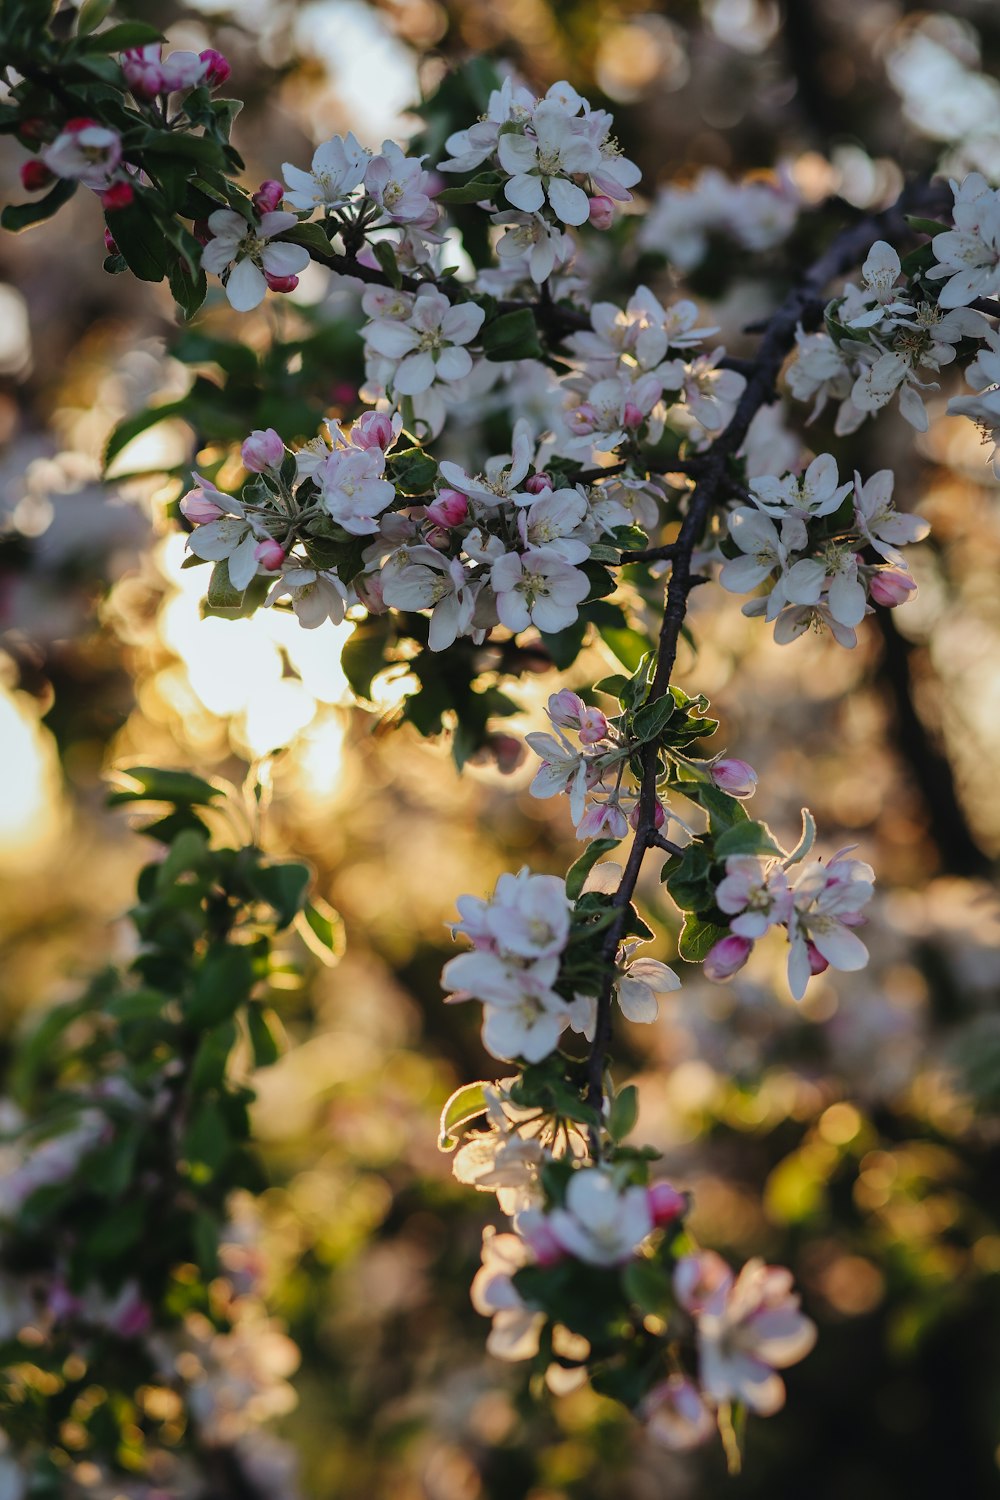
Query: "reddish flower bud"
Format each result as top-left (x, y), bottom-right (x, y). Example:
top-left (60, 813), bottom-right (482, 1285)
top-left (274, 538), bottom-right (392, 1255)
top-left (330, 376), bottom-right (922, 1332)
top-left (647, 1181), bottom-right (686, 1226)
top-left (524, 472), bottom-right (553, 494)
top-left (352, 410), bottom-right (396, 451)
top-left (805, 941), bottom-right (829, 976)
top-left (622, 401), bottom-right (644, 430)
top-left (252, 179), bottom-right (285, 215)
top-left (868, 567), bottom-right (917, 607)
top-left (192, 218), bottom-right (213, 246)
top-left (18, 117), bottom-right (48, 142)
top-left (426, 489), bottom-right (469, 528)
top-left (520, 1218), bottom-right (566, 1267)
top-left (104, 228), bottom-right (119, 255)
top-left (100, 180), bottom-right (134, 211)
top-left (20, 159), bottom-right (53, 192)
top-left (629, 798), bottom-right (666, 831)
top-left (64, 117), bottom-right (99, 133)
top-left (588, 194), bottom-right (615, 230)
top-left (355, 573), bottom-right (387, 614)
top-left (264, 271), bottom-right (299, 293)
top-left (703, 933), bottom-right (753, 982)
top-left (254, 538), bottom-right (286, 571)
top-left (199, 48), bottom-right (232, 87)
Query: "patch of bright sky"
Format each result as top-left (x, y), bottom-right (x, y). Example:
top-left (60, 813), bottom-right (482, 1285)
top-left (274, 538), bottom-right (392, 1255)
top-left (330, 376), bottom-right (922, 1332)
top-left (294, 0), bottom-right (420, 146)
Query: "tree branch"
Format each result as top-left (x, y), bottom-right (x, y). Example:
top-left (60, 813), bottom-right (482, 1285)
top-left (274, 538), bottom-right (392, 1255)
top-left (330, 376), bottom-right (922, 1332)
top-left (583, 174), bottom-right (953, 1135)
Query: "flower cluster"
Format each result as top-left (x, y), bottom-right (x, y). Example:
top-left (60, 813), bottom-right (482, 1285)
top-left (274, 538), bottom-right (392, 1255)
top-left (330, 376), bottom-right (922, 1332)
top-left (637, 165), bottom-right (800, 271)
top-left (787, 236), bottom-right (988, 436)
top-left (718, 453), bottom-right (928, 647)
top-left (704, 846), bottom-right (875, 999)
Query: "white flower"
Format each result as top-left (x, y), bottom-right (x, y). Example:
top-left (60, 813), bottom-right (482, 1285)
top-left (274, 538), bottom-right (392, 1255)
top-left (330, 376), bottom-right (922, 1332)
top-left (315, 445), bottom-right (395, 535)
top-left (749, 453), bottom-right (851, 521)
top-left (281, 133), bottom-right (369, 212)
top-left (471, 1229), bottom-right (544, 1361)
top-left (517, 487), bottom-right (590, 563)
top-left (491, 550), bottom-right (589, 634)
top-left (675, 349), bottom-right (746, 432)
top-left (715, 857), bottom-right (792, 940)
top-left (718, 508), bottom-right (805, 599)
top-left (480, 868), bottom-right (572, 959)
top-left (785, 327), bottom-right (853, 423)
top-left (786, 848), bottom-right (874, 1000)
top-left (679, 1253), bottom-right (816, 1416)
top-left (844, 240), bottom-right (912, 328)
top-left (927, 173), bottom-right (1000, 308)
top-left (365, 286), bottom-right (485, 396)
top-left (364, 141), bottom-right (434, 224)
top-left (380, 547), bottom-right (476, 650)
top-left (497, 103), bottom-right (600, 226)
top-left (493, 210), bottom-right (573, 285)
top-left (266, 567), bottom-right (348, 628)
top-left (438, 76), bottom-right (535, 173)
top-left (769, 600), bottom-right (858, 649)
top-left (524, 729), bottom-right (590, 824)
top-left (42, 122), bottom-right (122, 189)
top-left (852, 469), bottom-right (929, 565)
top-left (442, 950), bottom-right (571, 1062)
top-left (438, 419), bottom-right (535, 507)
top-left (949, 385), bottom-right (1000, 474)
top-left (545, 1169), bottom-right (653, 1267)
top-left (185, 493), bottom-right (267, 590)
top-left (614, 944), bottom-right (681, 1023)
top-left (201, 209), bottom-right (310, 312)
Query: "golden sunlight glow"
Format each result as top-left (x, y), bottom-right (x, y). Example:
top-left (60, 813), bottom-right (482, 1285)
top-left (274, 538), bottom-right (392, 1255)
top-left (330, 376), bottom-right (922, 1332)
top-left (0, 679), bottom-right (63, 865)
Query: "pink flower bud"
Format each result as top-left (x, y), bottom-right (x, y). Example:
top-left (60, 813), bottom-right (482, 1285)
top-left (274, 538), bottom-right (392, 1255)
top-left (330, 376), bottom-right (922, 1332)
top-left (179, 484), bottom-right (224, 524)
top-left (426, 489), bottom-right (469, 527)
top-left (199, 48), bottom-right (231, 87)
top-left (64, 117), bottom-right (99, 133)
top-left (241, 428), bottom-right (284, 472)
top-left (192, 218), bottom-right (212, 246)
top-left (703, 933), bottom-right (753, 982)
top-left (547, 689), bottom-right (586, 727)
top-left (710, 758), bottom-right (758, 798)
top-left (805, 941), bottom-right (829, 976)
top-left (647, 1181), bottom-right (686, 1227)
top-left (622, 401), bottom-right (644, 430)
top-left (20, 159), bottom-right (53, 191)
top-left (104, 228), bottom-right (119, 255)
top-left (352, 410), bottom-right (396, 451)
top-left (121, 47), bottom-right (166, 99)
top-left (99, 180), bottom-right (134, 211)
top-left (355, 573), bottom-right (387, 614)
top-left (254, 538), bottom-right (286, 571)
top-left (588, 194), bottom-right (615, 231)
top-left (577, 801), bottom-right (630, 840)
top-left (252, 179), bottom-right (285, 215)
top-left (18, 118), bottom-right (48, 142)
top-left (112, 1292), bottom-right (152, 1338)
top-left (567, 402), bottom-right (597, 436)
top-left (264, 271), bottom-right (299, 294)
top-left (521, 1218), bottom-right (566, 1267)
top-left (629, 798), bottom-right (666, 831)
top-left (331, 380), bottom-right (358, 406)
top-left (868, 567), bottom-right (917, 608)
top-left (578, 706), bottom-right (609, 745)
top-left (524, 472), bottom-right (553, 494)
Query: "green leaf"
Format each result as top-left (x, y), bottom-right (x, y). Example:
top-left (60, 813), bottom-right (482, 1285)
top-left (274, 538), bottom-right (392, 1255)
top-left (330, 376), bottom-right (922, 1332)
top-left (695, 781), bottom-right (750, 835)
top-left (104, 397), bottom-right (191, 469)
top-left (207, 559), bottom-right (245, 611)
top-left (593, 673), bottom-right (630, 700)
top-left (1, 178), bottom-right (76, 233)
top-left (481, 307), bottom-right (544, 362)
top-left (181, 1098), bottom-right (232, 1176)
top-left (108, 766), bottom-right (221, 807)
top-left (435, 171), bottom-right (504, 204)
top-left (276, 221), bottom-right (334, 260)
top-left (187, 945), bottom-right (256, 1026)
top-left (390, 446), bottom-right (437, 495)
top-left (341, 616), bottom-right (392, 699)
top-left (106, 199), bottom-right (171, 282)
top-left (609, 1084), bottom-right (639, 1143)
top-left (373, 238), bottom-right (402, 289)
top-left (566, 838), bottom-right (621, 900)
top-left (903, 216), bottom-right (952, 236)
top-left (79, 20), bottom-right (163, 50)
top-left (247, 1006), bottom-right (281, 1068)
top-left (76, 0), bottom-right (114, 33)
top-left (251, 860), bottom-right (311, 927)
top-left (783, 807), bottom-right (816, 866)
top-left (664, 842), bottom-right (714, 912)
top-left (714, 820), bottom-right (784, 859)
top-left (623, 1256), bottom-right (672, 1316)
top-left (105, 988), bottom-right (170, 1022)
top-left (82, 1197), bottom-right (146, 1259)
top-left (297, 898), bottom-right (345, 965)
top-left (191, 1209), bottom-right (220, 1275)
top-left (678, 914), bottom-right (728, 962)
top-left (191, 1021), bottom-right (237, 1092)
top-left (438, 1081), bottom-right (490, 1149)
top-left (631, 695), bottom-right (674, 743)
top-left (169, 256), bottom-right (207, 321)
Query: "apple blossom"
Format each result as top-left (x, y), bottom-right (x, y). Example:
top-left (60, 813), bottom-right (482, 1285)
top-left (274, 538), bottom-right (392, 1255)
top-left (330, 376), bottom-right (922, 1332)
top-left (852, 468), bottom-right (929, 564)
top-left (282, 133), bottom-right (369, 213)
top-left (785, 849), bottom-right (874, 1001)
top-left (364, 141), bottom-right (435, 224)
top-left (497, 101), bottom-right (601, 226)
top-left (470, 1229), bottom-right (544, 1361)
top-left (544, 1168), bottom-right (653, 1267)
top-left (928, 173), bottom-right (1000, 308)
top-left (241, 429), bottom-right (285, 473)
top-left (19, 159), bottom-right (53, 191)
top-left (490, 550), bottom-right (590, 634)
top-left (199, 48), bottom-right (231, 87)
top-left (314, 444), bottom-right (395, 535)
top-left (710, 758), bottom-right (758, 797)
top-left (703, 933), bottom-right (753, 982)
top-left (266, 567), bottom-right (349, 628)
top-left (641, 1377), bottom-right (715, 1451)
top-left (42, 120), bottom-right (122, 190)
top-left (201, 208), bottom-right (309, 312)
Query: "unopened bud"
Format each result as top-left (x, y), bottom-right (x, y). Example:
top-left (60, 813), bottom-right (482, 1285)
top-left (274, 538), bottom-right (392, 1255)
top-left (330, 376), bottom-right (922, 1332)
top-left (710, 758), bottom-right (757, 798)
top-left (99, 180), bottom-right (134, 211)
top-left (868, 567), bottom-right (916, 608)
top-left (192, 218), bottom-right (212, 245)
top-left (20, 159), bottom-right (53, 192)
top-left (199, 48), bottom-right (232, 87)
top-left (426, 489), bottom-right (469, 528)
top-left (629, 798), bottom-right (666, 831)
top-left (568, 402), bottom-right (597, 436)
top-left (179, 488), bottom-right (224, 524)
top-left (703, 933), bottom-right (752, 982)
top-left (64, 117), bottom-right (98, 133)
top-left (352, 410), bottom-right (395, 451)
top-left (264, 271), bottom-right (299, 294)
top-left (254, 538), bottom-right (286, 571)
top-left (805, 940), bottom-right (829, 976)
top-left (355, 573), bottom-right (387, 614)
top-left (104, 228), bottom-right (119, 255)
top-left (520, 1217), bottom-right (566, 1267)
top-left (622, 401), bottom-right (644, 430)
top-left (588, 194), bottom-right (615, 231)
top-left (647, 1181), bottom-right (686, 1226)
top-left (252, 179), bottom-right (284, 215)
top-left (524, 472), bottom-right (553, 494)
top-left (241, 428), bottom-right (284, 472)
top-left (577, 706), bottom-right (609, 745)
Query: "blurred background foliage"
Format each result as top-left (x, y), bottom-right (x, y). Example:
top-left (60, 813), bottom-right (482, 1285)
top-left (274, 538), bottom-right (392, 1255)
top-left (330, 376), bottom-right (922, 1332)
top-left (2, 0), bottom-right (1000, 1496)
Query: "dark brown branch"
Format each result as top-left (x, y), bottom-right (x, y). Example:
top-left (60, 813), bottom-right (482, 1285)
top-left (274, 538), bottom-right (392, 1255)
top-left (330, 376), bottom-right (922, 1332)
top-left (583, 175), bottom-right (953, 1136)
